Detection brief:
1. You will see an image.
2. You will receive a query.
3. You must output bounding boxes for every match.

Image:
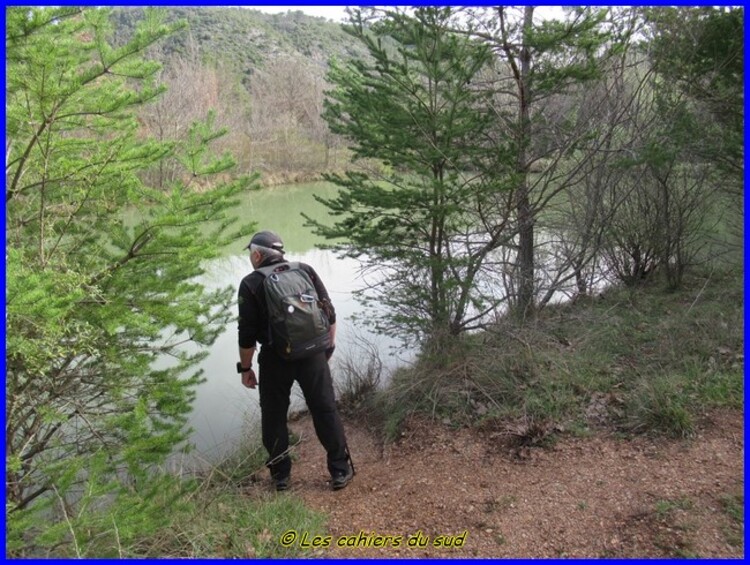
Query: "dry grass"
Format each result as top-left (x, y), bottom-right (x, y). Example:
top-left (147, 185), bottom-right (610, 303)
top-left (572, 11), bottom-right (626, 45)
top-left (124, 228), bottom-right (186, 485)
top-left (363, 268), bottom-right (743, 441)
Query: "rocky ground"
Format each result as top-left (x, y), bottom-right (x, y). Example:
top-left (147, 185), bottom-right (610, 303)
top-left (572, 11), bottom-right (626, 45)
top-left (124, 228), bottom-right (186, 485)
top-left (274, 409), bottom-right (744, 558)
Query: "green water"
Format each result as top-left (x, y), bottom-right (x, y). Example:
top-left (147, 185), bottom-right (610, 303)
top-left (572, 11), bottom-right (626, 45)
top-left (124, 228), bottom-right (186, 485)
top-left (181, 181), bottom-right (407, 464)
top-left (223, 181), bottom-right (339, 255)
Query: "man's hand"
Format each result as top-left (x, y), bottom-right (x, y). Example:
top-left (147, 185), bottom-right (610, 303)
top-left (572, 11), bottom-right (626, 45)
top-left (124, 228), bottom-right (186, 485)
top-left (325, 345), bottom-right (336, 361)
top-left (241, 369), bottom-right (257, 389)
top-left (239, 346), bottom-right (256, 388)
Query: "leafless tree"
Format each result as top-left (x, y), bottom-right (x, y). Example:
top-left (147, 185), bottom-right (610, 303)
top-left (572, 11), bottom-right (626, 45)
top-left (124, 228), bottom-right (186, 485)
top-left (139, 38), bottom-right (251, 187)
top-left (247, 55), bottom-right (332, 173)
top-left (588, 59), bottom-right (722, 289)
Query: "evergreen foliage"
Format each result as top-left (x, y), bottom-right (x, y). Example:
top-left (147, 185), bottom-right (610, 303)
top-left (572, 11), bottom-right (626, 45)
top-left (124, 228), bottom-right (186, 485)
top-left (311, 7), bottom-right (518, 344)
top-left (5, 7), bottom-right (258, 554)
top-left (643, 7), bottom-right (743, 185)
top-left (4, 5), bottom-right (743, 555)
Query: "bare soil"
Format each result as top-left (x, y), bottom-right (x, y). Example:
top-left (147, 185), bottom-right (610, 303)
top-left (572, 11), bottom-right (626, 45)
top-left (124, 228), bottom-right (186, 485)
top-left (279, 409), bottom-right (744, 558)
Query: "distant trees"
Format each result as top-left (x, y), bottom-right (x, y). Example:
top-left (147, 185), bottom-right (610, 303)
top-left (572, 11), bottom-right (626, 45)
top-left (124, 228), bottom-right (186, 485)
top-left (248, 56), bottom-right (332, 173)
top-left (6, 7), bottom-right (256, 554)
top-left (109, 9), bottom-right (341, 183)
top-left (138, 39), bottom-right (252, 187)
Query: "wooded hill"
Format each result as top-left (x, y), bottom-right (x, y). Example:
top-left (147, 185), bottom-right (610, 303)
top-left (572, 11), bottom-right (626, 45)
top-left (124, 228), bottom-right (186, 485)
top-left (111, 7), bottom-right (368, 85)
top-left (110, 7), bottom-right (367, 184)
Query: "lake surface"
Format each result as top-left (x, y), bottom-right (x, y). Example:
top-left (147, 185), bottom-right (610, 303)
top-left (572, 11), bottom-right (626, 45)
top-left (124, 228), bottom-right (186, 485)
top-left (181, 182), bottom-right (409, 463)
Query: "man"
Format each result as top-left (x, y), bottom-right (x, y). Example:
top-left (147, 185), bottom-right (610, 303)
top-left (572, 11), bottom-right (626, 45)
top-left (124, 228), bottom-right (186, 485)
top-left (237, 230), bottom-right (353, 492)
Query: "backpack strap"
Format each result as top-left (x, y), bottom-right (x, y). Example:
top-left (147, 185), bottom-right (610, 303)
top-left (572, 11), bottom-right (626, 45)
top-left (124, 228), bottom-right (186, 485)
top-left (256, 261), bottom-right (299, 279)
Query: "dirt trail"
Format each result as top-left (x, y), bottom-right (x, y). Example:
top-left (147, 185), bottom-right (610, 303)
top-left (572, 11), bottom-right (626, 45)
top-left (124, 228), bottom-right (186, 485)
top-left (279, 409), bottom-right (743, 558)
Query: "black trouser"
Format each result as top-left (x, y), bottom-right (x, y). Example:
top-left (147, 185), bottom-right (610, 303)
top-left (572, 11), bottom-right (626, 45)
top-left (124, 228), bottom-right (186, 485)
top-left (258, 347), bottom-right (349, 479)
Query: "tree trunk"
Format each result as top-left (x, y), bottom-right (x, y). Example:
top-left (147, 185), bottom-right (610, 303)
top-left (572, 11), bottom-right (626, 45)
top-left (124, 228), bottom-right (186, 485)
top-left (516, 6), bottom-right (535, 320)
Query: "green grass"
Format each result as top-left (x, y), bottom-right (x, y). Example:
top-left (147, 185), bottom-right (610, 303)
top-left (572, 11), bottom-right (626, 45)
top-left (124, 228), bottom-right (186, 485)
top-left (624, 374), bottom-right (695, 438)
top-left (719, 491), bottom-right (744, 548)
top-left (139, 490), bottom-right (327, 558)
top-left (124, 431), bottom-right (325, 558)
top-left (654, 497), bottom-right (694, 519)
top-left (651, 497), bottom-right (699, 557)
top-left (719, 492), bottom-right (744, 523)
top-left (366, 267), bottom-right (743, 440)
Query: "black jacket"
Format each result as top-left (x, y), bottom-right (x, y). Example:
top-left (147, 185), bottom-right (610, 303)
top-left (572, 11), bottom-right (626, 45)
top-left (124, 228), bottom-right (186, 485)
top-left (237, 259), bottom-right (336, 350)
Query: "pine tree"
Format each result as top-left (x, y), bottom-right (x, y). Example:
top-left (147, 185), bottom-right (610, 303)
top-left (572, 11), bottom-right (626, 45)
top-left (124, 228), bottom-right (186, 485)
top-left (6, 7), bottom-right (257, 555)
top-left (310, 7), bottom-right (516, 345)
top-left (644, 6), bottom-right (743, 179)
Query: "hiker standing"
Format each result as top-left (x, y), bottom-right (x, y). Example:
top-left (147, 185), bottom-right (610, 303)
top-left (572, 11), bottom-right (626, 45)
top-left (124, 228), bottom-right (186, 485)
top-left (236, 230), bottom-right (353, 491)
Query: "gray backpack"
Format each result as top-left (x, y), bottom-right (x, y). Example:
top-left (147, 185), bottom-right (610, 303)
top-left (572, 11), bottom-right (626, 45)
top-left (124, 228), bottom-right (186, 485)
top-left (257, 262), bottom-right (331, 360)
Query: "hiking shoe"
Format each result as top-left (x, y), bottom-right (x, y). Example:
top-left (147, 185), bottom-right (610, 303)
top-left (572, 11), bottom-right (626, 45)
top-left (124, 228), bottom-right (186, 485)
top-left (274, 475), bottom-right (290, 492)
top-left (331, 468), bottom-right (353, 491)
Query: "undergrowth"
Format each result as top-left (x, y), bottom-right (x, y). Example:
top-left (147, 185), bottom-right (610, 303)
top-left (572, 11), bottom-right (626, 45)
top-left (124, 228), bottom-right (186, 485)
top-left (341, 268), bottom-right (743, 442)
top-left (12, 430), bottom-right (326, 558)
top-left (131, 433), bottom-right (325, 558)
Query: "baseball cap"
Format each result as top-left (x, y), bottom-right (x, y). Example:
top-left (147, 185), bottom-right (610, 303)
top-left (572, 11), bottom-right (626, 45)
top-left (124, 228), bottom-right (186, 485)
top-left (245, 230), bottom-right (284, 251)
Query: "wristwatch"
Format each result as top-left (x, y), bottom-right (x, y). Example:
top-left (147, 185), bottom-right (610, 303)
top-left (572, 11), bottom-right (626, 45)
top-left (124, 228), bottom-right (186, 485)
top-left (236, 362), bottom-right (252, 373)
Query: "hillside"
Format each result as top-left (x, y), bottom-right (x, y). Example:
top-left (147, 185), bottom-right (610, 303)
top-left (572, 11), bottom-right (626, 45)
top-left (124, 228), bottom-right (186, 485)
top-left (110, 7), bottom-right (368, 85)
